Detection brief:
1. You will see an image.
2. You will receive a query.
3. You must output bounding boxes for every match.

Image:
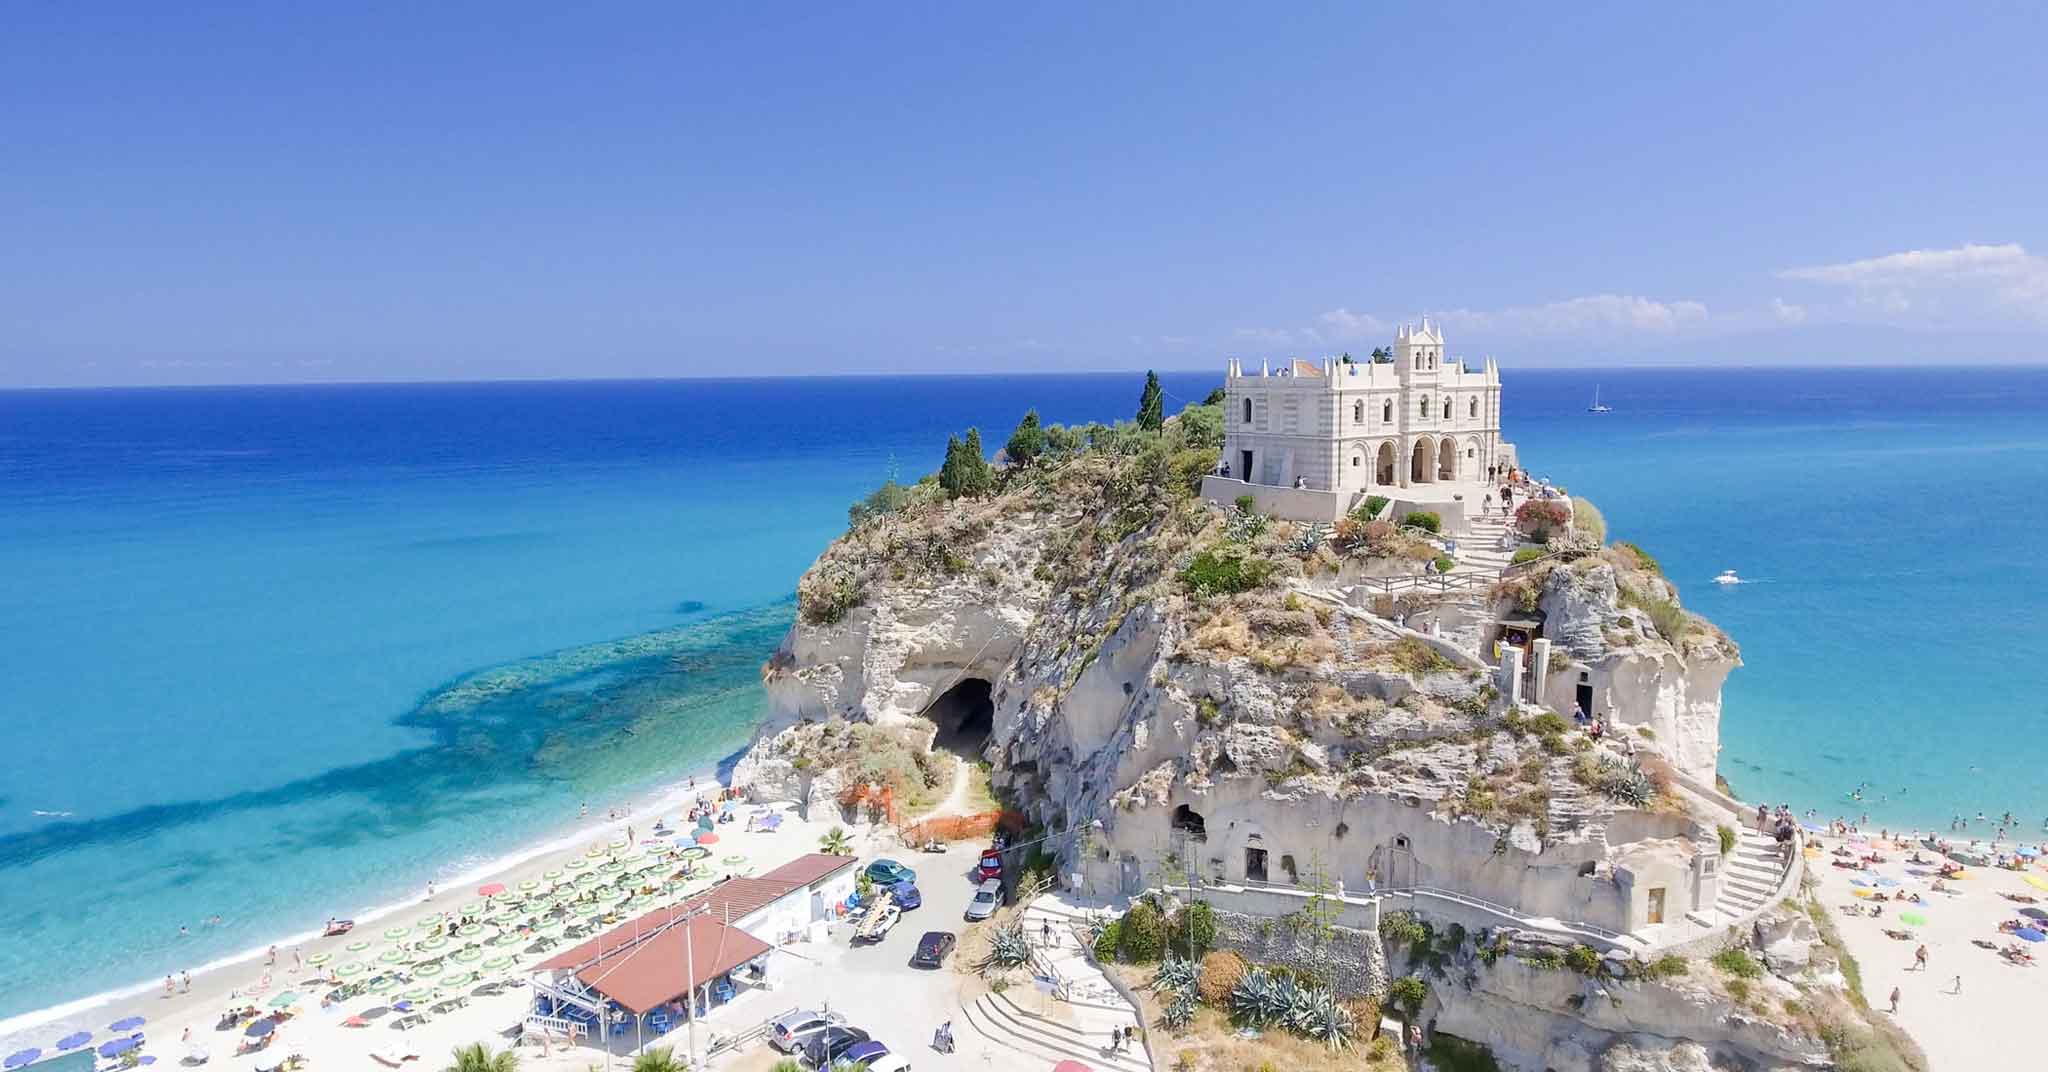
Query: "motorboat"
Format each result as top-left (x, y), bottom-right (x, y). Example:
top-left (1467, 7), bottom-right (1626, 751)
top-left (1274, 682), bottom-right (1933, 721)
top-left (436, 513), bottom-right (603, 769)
top-left (1713, 570), bottom-right (1742, 586)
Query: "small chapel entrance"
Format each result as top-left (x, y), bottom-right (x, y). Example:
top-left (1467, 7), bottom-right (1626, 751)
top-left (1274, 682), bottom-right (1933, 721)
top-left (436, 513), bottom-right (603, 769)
top-left (1576, 679), bottom-right (1595, 721)
top-left (1375, 442), bottom-right (1396, 486)
top-left (1410, 438), bottom-right (1435, 484)
top-left (1239, 450), bottom-right (1254, 485)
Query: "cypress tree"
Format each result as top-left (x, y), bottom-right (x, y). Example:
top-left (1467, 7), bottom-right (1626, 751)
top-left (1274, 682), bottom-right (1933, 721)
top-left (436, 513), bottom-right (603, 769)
top-left (1005, 409), bottom-right (1045, 467)
top-left (1136, 370), bottom-right (1164, 432)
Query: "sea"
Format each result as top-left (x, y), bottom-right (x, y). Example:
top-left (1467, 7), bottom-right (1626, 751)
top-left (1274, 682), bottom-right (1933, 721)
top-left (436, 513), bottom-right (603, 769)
top-left (2, 366), bottom-right (2046, 1040)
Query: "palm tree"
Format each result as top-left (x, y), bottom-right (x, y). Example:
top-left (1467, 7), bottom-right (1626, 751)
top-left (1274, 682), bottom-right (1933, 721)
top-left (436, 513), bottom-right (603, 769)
top-left (632, 1047), bottom-right (686, 1072)
top-left (819, 826), bottom-right (853, 856)
top-left (443, 1043), bottom-right (518, 1072)
top-left (770, 1060), bottom-right (806, 1072)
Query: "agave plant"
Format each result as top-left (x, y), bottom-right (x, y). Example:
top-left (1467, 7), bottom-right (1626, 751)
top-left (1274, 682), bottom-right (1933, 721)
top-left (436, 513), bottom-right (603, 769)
top-left (1273, 973), bottom-right (1314, 1033)
top-left (980, 923), bottom-right (1033, 974)
top-left (1286, 521), bottom-right (1331, 554)
top-left (1155, 954), bottom-right (1199, 998)
top-left (1596, 758), bottom-right (1654, 807)
top-left (1161, 989), bottom-right (1198, 1031)
top-left (1228, 967), bottom-right (1289, 1026)
top-left (1299, 988), bottom-right (1356, 1049)
top-left (1224, 508), bottom-right (1270, 544)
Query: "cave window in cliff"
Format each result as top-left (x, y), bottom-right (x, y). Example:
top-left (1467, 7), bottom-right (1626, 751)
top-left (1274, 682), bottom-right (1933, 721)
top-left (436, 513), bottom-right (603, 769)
top-left (1279, 854), bottom-right (1299, 885)
top-left (923, 676), bottom-right (994, 757)
top-left (1244, 846), bottom-right (1269, 883)
top-left (1171, 805), bottom-right (1207, 842)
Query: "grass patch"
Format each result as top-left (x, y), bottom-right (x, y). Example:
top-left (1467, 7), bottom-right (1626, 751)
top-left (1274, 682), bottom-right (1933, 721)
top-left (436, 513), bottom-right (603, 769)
top-left (1424, 1033), bottom-right (1502, 1072)
top-left (1711, 946), bottom-right (1762, 979)
top-left (1179, 547), bottom-right (1279, 596)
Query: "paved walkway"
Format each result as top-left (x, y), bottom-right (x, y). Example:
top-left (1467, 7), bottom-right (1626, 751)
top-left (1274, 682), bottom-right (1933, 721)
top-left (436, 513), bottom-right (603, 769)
top-left (955, 895), bottom-right (1148, 1072)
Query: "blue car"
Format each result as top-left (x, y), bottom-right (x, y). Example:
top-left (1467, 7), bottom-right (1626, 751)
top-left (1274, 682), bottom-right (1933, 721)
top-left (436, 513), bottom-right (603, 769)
top-left (864, 859), bottom-right (916, 886)
top-left (840, 1040), bottom-right (890, 1067)
top-left (888, 880), bottom-right (921, 910)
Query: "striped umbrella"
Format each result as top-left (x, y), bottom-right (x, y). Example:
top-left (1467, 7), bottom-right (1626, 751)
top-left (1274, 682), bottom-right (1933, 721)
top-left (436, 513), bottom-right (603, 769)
top-left (541, 869), bottom-right (564, 882)
top-left (306, 952), bottom-right (332, 967)
top-left (517, 880), bottom-right (541, 893)
top-left (487, 930), bottom-right (524, 946)
top-left (345, 940), bottom-right (371, 953)
top-left (413, 961), bottom-right (445, 977)
top-left (456, 923), bottom-right (484, 938)
top-left (334, 961), bottom-right (367, 977)
top-left (607, 837), bottom-right (628, 850)
top-left (452, 948), bottom-right (483, 964)
top-left (367, 976), bottom-right (403, 995)
top-left (381, 926), bottom-right (410, 941)
top-left (565, 858), bottom-right (588, 870)
top-left (417, 936), bottom-right (449, 951)
top-left (598, 861), bottom-right (625, 874)
top-left (574, 902), bottom-right (603, 918)
top-left (441, 972), bottom-right (478, 989)
top-left (481, 955), bottom-right (517, 973)
top-left (399, 988), bottom-right (436, 1004)
top-left (459, 901), bottom-right (485, 917)
top-left (377, 948), bottom-right (408, 965)
top-left (267, 991), bottom-right (300, 1008)
top-left (585, 846), bottom-right (606, 858)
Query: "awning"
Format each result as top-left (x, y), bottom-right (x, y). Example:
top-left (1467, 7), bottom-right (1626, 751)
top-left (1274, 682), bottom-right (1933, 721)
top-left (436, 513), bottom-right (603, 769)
top-left (538, 915), bottom-right (770, 1015)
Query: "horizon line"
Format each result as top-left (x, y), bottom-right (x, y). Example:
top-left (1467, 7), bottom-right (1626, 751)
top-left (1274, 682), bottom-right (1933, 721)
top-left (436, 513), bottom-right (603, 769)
top-left (8, 357), bottom-right (2048, 392)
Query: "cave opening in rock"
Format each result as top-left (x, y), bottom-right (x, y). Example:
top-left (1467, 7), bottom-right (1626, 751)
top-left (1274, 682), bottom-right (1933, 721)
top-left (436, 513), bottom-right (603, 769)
top-left (922, 676), bottom-right (994, 757)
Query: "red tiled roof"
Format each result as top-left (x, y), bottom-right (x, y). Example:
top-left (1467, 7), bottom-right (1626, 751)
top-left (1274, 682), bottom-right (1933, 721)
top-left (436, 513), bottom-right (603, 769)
top-left (545, 914), bottom-right (770, 1015)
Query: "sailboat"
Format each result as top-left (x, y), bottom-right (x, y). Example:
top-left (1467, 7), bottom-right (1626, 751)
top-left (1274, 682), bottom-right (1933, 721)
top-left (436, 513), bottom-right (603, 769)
top-left (1587, 385), bottom-right (1613, 413)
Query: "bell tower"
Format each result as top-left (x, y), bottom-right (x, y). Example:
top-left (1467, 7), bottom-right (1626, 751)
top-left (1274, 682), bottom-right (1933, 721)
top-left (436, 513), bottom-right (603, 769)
top-left (1393, 318), bottom-right (1445, 384)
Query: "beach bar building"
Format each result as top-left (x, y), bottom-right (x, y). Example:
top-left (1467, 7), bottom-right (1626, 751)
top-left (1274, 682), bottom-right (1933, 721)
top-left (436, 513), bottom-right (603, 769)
top-left (526, 853), bottom-right (858, 1047)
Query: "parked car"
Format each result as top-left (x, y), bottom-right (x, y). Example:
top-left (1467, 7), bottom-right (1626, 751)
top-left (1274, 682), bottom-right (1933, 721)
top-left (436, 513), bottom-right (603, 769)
top-left (840, 1040), bottom-right (890, 1067)
top-left (909, 930), bottom-right (956, 969)
top-left (801, 1026), bottom-right (872, 1068)
top-left (769, 1008), bottom-right (848, 1053)
top-left (963, 878), bottom-right (1003, 922)
top-left (864, 859), bottom-right (916, 886)
top-left (976, 849), bottom-right (1003, 882)
top-left (888, 880), bottom-right (922, 910)
top-left (865, 1055), bottom-right (912, 1072)
top-left (852, 903), bottom-right (901, 944)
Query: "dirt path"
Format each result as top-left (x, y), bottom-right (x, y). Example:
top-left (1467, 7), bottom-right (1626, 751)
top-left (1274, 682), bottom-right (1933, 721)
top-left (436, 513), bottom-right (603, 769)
top-left (908, 756), bottom-right (974, 825)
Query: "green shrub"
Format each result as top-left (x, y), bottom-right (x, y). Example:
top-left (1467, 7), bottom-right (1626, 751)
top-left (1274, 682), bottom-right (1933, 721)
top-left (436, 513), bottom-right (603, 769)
top-left (1118, 900), bottom-right (1168, 962)
top-left (1379, 911), bottom-right (1427, 946)
top-left (1179, 547), bottom-right (1278, 596)
top-left (1718, 824), bottom-right (1738, 856)
top-left (1234, 494), bottom-right (1258, 513)
top-left (1167, 901), bottom-right (1218, 959)
top-left (1094, 919), bottom-right (1123, 961)
top-left (1509, 547), bottom-right (1547, 565)
top-left (1613, 540), bottom-right (1662, 575)
top-left (1527, 712), bottom-right (1570, 737)
top-left (1645, 954), bottom-right (1689, 980)
top-left (1712, 946), bottom-right (1762, 979)
top-left (1571, 497), bottom-right (1606, 543)
top-left (1564, 944), bottom-right (1602, 974)
top-left (1404, 510), bottom-right (1441, 533)
top-left (1432, 554), bottom-right (1456, 574)
top-left (1386, 974), bottom-right (1429, 1016)
top-left (1357, 495), bottom-right (1390, 520)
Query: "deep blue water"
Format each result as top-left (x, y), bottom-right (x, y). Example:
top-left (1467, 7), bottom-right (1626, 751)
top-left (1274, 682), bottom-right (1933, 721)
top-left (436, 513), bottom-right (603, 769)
top-left (2, 367), bottom-right (2046, 1037)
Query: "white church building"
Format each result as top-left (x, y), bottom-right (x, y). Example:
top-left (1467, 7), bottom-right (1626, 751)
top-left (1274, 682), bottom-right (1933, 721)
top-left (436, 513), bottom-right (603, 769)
top-left (1200, 320), bottom-right (1518, 531)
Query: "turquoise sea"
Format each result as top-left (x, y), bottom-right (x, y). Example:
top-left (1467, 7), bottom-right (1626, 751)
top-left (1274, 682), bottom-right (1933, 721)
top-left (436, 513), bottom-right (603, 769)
top-left (2, 367), bottom-right (2046, 1040)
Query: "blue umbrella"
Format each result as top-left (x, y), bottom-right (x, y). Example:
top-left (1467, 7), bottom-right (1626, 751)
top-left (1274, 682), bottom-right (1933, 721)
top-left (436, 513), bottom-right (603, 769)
top-left (1849, 878), bottom-right (1871, 887)
top-left (137, 1058), bottom-right (157, 1066)
top-left (53, 1034), bottom-right (90, 1052)
top-left (96, 1038), bottom-right (140, 1059)
top-left (243, 1020), bottom-right (277, 1038)
top-left (107, 1017), bottom-right (145, 1033)
top-left (6, 1049), bottom-right (41, 1069)
top-left (1875, 877), bottom-right (1902, 888)
top-left (2018, 928), bottom-right (2047, 943)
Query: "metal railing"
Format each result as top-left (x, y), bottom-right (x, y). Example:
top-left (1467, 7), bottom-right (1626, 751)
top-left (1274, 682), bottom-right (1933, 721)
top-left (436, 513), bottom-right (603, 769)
top-left (1377, 884), bottom-right (1629, 945)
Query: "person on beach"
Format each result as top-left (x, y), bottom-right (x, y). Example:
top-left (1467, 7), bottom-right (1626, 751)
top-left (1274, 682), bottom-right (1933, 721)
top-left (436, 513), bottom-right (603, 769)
top-left (1888, 986), bottom-right (1900, 1014)
top-left (580, 802), bottom-right (588, 819)
top-left (266, 945), bottom-right (276, 966)
top-left (292, 948), bottom-right (302, 971)
top-left (165, 975), bottom-right (174, 997)
top-left (1914, 944), bottom-right (1929, 971)
top-left (1952, 974), bottom-right (1962, 994)
top-left (182, 970), bottom-right (191, 992)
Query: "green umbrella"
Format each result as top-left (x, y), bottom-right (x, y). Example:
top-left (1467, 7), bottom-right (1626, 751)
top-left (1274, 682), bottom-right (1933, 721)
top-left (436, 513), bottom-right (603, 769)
top-left (517, 880), bottom-right (541, 893)
top-left (1900, 910), bottom-right (1929, 926)
top-left (459, 901), bottom-right (485, 917)
top-left (607, 837), bottom-right (628, 849)
top-left (452, 948), bottom-right (484, 964)
top-left (482, 955), bottom-right (517, 972)
top-left (306, 952), bottom-right (332, 967)
top-left (487, 930), bottom-right (524, 946)
top-left (618, 849), bottom-right (645, 864)
top-left (456, 923), bottom-right (484, 938)
top-left (334, 961), bottom-right (367, 977)
top-left (441, 972), bottom-right (478, 989)
top-left (721, 855), bottom-right (747, 866)
top-left (541, 869), bottom-right (564, 882)
top-left (378, 948), bottom-right (408, 965)
top-left (417, 935), bottom-right (449, 951)
top-left (400, 988), bottom-right (436, 1004)
top-left (574, 873), bottom-right (602, 888)
top-left (368, 975), bottom-right (404, 994)
top-left (345, 940), bottom-right (372, 953)
top-left (598, 861), bottom-right (625, 874)
top-left (574, 902), bottom-right (603, 917)
top-left (381, 926), bottom-right (410, 941)
top-left (586, 846), bottom-right (607, 858)
top-left (565, 858), bottom-right (588, 871)
top-left (268, 991), bottom-right (301, 1008)
top-left (413, 961), bottom-right (445, 977)
top-left (597, 888), bottom-right (627, 904)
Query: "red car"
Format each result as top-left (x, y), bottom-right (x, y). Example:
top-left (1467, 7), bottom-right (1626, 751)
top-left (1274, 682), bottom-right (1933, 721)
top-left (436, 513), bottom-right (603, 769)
top-left (976, 849), bottom-right (1003, 881)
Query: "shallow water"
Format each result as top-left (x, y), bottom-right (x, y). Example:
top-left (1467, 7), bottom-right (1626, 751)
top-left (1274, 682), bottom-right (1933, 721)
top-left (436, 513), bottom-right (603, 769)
top-left (3, 366), bottom-right (2045, 1034)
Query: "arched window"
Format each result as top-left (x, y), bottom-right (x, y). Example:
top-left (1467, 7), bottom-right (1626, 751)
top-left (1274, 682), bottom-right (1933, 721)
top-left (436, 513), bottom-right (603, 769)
top-left (1242, 398), bottom-right (1253, 424)
top-left (1414, 354), bottom-right (1423, 370)
top-left (1441, 397), bottom-right (1452, 419)
top-left (1469, 397), bottom-right (1479, 418)
top-left (1353, 400), bottom-right (1364, 424)
top-left (1382, 399), bottom-right (1393, 422)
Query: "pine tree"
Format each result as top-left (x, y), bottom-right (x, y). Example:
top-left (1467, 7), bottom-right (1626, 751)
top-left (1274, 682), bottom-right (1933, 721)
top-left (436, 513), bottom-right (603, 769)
top-left (1136, 370), bottom-right (1164, 432)
top-left (1005, 409), bottom-right (1045, 467)
top-left (938, 434), bottom-right (967, 497)
top-left (960, 428), bottom-right (993, 495)
top-left (1370, 346), bottom-right (1393, 364)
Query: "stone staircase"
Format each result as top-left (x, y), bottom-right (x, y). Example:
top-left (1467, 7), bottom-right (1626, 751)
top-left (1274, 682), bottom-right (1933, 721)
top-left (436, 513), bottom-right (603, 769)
top-left (954, 895), bottom-right (1147, 1072)
top-left (1452, 511), bottom-right (1520, 577)
top-left (1712, 830), bottom-right (1787, 919)
top-left (1543, 759), bottom-right (1600, 840)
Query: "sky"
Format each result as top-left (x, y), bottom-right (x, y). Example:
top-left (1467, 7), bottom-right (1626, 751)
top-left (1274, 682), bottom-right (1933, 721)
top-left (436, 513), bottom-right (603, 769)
top-left (3, 3), bottom-right (2045, 387)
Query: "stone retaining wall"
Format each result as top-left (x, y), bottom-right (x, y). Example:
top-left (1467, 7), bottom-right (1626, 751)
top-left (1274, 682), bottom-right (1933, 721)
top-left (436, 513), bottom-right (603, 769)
top-left (1210, 907), bottom-right (1392, 1001)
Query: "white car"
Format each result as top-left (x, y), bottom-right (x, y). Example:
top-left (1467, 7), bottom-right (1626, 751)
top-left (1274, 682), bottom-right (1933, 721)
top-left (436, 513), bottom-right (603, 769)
top-left (866, 1055), bottom-right (912, 1072)
top-left (963, 878), bottom-right (1003, 922)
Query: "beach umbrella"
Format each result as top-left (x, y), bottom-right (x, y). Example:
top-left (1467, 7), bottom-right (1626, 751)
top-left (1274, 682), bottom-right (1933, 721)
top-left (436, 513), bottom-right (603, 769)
top-left (487, 930), bottom-right (524, 946)
top-left (108, 1017), bottom-right (145, 1033)
top-left (456, 923), bottom-right (484, 938)
top-left (6, 1049), bottom-right (41, 1069)
top-left (598, 861), bottom-right (624, 874)
top-left (721, 855), bottom-right (747, 866)
top-left (54, 1033), bottom-right (90, 1051)
top-left (441, 972), bottom-right (478, 990)
top-left (244, 1019), bottom-right (277, 1039)
top-left (306, 952), bottom-right (332, 967)
top-left (1899, 911), bottom-right (1928, 926)
top-left (267, 992), bottom-right (300, 1008)
top-left (565, 858), bottom-right (588, 870)
top-left (367, 976), bottom-right (403, 995)
top-left (608, 836), bottom-right (628, 849)
top-left (381, 926), bottom-right (410, 941)
top-left (459, 901), bottom-right (485, 917)
top-left (335, 961), bottom-right (367, 977)
top-left (477, 883), bottom-right (506, 898)
top-left (2021, 908), bottom-right (2048, 921)
top-left (1051, 1062), bottom-right (1092, 1072)
top-left (541, 869), bottom-right (564, 882)
top-left (345, 940), bottom-right (371, 953)
top-left (452, 948), bottom-right (483, 964)
top-left (574, 902), bottom-right (603, 918)
top-left (400, 988), bottom-right (436, 1004)
top-left (2018, 928), bottom-right (2047, 943)
top-left (585, 846), bottom-right (606, 858)
top-left (413, 962), bottom-right (445, 978)
top-left (378, 948), bottom-right (407, 964)
top-left (517, 879), bottom-right (541, 892)
top-left (417, 935), bottom-right (449, 951)
top-left (97, 1038), bottom-right (141, 1059)
top-left (694, 832), bottom-right (719, 846)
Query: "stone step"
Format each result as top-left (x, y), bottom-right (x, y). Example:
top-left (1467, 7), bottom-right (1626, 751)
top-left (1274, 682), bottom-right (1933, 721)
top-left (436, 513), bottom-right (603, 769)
top-left (959, 994), bottom-right (1149, 1072)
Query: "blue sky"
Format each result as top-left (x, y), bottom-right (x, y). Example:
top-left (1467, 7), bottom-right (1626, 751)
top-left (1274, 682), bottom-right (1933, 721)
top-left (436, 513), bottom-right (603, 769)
top-left (4, 3), bottom-right (2045, 386)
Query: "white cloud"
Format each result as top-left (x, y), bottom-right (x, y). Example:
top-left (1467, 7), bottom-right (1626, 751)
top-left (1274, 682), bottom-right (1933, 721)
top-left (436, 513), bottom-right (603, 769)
top-left (1772, 298), bottom-right (1807, 325)
top-left (1317, 307), bottom-right (1390, 339)
top-left (1777, 242), bottom-right (2048, 324)
top-left (1432, 294), bottom-right (1710, 337)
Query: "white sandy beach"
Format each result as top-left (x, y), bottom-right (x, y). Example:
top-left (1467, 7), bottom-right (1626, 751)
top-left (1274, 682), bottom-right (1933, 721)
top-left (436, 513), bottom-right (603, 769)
top-left (1808, 829), bottom-right (2048, 1071)
top-left (6, 777), bottom-right (897, 1072)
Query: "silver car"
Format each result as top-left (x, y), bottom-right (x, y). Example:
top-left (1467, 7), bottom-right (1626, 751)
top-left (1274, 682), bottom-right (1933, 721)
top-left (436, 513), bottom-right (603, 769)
top-left (769, 1008), bottom-right (847, 1053)
top-left (963, 878), bottom-right (1003, 922)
